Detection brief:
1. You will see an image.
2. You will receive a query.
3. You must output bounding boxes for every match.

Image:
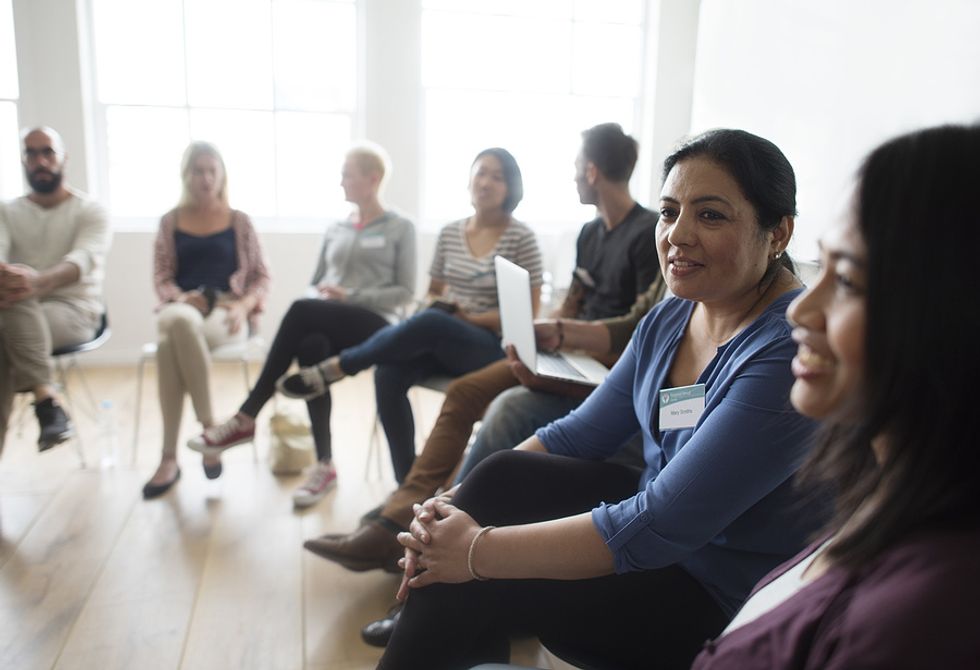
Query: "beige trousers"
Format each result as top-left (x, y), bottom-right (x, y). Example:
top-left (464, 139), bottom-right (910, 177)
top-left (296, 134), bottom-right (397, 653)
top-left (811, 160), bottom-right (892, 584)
top-left (0, 298), bottom-right (99, 454)
top-left (156, 302), bottom-right (248, 458)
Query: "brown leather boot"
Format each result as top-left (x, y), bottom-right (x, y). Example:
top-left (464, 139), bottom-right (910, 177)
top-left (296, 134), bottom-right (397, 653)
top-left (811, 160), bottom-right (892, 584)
top-left (303, 521), bottom-right (403, 573)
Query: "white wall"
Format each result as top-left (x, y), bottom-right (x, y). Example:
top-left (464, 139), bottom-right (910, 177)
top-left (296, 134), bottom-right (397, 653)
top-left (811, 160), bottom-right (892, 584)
top-left (689, 0), bottom-right (980, 259)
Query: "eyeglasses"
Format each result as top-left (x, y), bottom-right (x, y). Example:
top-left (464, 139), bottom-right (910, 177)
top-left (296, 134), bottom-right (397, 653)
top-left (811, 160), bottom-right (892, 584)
top-left (22, 147), bottom-right (61, 162)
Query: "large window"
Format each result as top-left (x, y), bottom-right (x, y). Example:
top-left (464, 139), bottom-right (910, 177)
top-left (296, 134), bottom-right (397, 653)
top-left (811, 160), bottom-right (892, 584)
top-left (421, 0), bottom-right (648, 230)
top-left (89, 0), bottom-right (357, 222)
top-left (0, 0), bottom-right (20, 200)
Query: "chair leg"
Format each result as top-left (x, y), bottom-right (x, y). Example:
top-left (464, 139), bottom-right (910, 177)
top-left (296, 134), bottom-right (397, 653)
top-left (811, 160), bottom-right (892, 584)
top-left (132, 356), bottom-right (146, 466)
top-left (239, 358), bottom-right (258, 464)
top-left (56, 357), bottom-right (87, 469)
top-left (364, 413), bottom-right (384, 481)
top-left (70, 357), bottom-right (100, 419)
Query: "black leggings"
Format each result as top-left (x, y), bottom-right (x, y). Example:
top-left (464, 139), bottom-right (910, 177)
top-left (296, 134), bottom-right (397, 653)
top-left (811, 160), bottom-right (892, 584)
top-left (379, 450), bottom-right (729, 670)
top-left (239, 298), bottom-right (387, 460)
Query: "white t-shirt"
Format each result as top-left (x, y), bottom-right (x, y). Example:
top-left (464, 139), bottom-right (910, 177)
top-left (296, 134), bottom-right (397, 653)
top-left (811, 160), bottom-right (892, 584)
top-left (723, 537), bottom-right (835, 635)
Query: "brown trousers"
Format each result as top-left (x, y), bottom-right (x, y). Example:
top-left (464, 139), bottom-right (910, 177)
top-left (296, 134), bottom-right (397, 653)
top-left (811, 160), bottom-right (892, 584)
top-left (380, 359), bottom-right (518, 527)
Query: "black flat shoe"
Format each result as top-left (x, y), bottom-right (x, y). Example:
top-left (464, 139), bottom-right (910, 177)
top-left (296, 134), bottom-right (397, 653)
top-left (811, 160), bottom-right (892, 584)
top-left (361, 603), bottom-right (402, 648)
top-left (203, 460), bottom-right (223, 480)
top-left (142, 468), bottom-right (181, 499)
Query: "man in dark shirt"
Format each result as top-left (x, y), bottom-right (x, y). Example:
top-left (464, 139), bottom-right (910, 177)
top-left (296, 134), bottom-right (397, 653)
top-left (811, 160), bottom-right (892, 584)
top-left (559, 122), bottom-right (659, 321)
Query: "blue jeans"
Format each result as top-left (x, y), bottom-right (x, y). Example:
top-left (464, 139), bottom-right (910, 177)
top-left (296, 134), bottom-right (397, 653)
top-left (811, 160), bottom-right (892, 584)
top-left (339, 309), bottom-right (503, 482)
top-left (454, 386), bottom-right (584, 483)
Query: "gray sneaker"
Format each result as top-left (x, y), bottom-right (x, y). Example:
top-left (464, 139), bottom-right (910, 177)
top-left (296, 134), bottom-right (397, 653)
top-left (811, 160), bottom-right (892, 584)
top-left (292, 461), bottom-right (337, 508)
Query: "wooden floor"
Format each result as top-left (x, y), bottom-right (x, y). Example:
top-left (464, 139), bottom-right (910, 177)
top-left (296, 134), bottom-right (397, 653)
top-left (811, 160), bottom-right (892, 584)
top-left (0, 364), bottom-right (547, 670)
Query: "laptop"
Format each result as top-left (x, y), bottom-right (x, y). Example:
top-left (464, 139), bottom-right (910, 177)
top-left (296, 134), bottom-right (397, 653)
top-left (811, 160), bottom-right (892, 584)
top-left (494, 255), bottom-right (610, 387)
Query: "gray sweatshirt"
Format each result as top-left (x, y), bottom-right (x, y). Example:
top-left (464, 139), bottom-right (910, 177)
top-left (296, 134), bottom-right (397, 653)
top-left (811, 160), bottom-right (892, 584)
top-left (308, 211), bottom-right (416, 320)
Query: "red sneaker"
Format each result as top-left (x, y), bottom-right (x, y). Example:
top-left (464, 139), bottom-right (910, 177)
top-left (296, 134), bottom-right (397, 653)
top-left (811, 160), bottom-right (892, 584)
top-left (187, 415), bottom-right (254, 456)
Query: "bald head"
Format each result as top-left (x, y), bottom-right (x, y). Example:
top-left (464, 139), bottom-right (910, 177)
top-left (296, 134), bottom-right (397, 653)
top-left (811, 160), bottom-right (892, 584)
top-left (22, 126), bottom-right (66, 154)
top-left (21, 126), bottom-right (68, 196)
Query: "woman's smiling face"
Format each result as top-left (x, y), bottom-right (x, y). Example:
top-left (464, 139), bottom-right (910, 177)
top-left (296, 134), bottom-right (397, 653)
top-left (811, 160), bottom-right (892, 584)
top-left (657, 157), bottom-right (778, 308)
top-left (787, 216), bottom-right (868, 419)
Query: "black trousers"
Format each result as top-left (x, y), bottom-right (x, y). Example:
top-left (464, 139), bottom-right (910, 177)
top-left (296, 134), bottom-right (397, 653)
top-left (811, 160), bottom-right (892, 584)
top-left (239, 298), bottom-right (387, 460)
top-left (379, 450), bottom-right (729, 670)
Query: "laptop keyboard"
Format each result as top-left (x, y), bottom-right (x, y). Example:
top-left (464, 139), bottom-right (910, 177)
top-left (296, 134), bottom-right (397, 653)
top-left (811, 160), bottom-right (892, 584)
top-left (537, 352), bottom-right (587, 381)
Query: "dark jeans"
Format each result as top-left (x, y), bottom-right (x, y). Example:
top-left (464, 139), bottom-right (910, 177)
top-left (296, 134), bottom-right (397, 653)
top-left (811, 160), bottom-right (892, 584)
top-left (339, 308), bottom-right (504, 482)
top-left (379, 451), bottom-right (729, 670)
top-left (239, 298), bottom-right (388, 461)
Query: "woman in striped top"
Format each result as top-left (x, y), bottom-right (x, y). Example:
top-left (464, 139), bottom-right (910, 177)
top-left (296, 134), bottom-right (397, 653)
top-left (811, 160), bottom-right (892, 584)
top-left (280, 148), bottom-right (542, 483)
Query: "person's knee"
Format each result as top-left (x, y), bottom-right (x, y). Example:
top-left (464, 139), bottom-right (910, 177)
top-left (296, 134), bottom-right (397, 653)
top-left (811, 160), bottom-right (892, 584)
top-left (158, 304), bottom-right (201, 337)
top-left (478, 387), bottom-right (534, 440)
top-left (455, 450), bottom-right (533, 509)
top-left (406, 308), bottom-right (450, 333)
top-left (485, 387), bottom-right (527, 420)
top-left (297, 332), bottom-right (331, 365)
top-left (284, 298), bottom-right (320, 324)
top-left (443, 375), bottom-right (493, 419)
top-left (374, 364), bottom-right (415, 396)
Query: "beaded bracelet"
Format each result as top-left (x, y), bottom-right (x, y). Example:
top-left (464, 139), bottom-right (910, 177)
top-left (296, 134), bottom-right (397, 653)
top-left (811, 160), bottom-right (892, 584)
top-left (555, 318), bottom-right (565, 351)
top-left (467, 525), bottom-right (496, 581)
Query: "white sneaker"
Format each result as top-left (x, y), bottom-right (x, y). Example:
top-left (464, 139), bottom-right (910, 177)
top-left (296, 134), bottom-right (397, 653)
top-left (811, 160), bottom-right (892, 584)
top-left (292, 461), bottom-right (337, 508)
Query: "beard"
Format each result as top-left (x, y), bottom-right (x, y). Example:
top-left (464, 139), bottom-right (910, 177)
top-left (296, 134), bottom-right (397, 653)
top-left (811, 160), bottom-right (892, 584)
top-left (27, 168), bottom-right (63, 194)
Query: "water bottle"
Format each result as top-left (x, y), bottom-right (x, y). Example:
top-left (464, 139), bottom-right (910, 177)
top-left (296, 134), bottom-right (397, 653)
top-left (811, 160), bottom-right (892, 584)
top-left (98, 399), bottom-right (119, 469)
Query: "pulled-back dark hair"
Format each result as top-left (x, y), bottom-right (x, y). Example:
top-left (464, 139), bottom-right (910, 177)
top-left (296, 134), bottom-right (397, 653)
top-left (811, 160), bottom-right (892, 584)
top-left (799, 124), bottom-right (980, 568)
top-left (581, 122), bottom-right (639, 182)
top-left (663, 129), bottom-right (797, 280)
top-left (473, 147), bottom-right (524, 214)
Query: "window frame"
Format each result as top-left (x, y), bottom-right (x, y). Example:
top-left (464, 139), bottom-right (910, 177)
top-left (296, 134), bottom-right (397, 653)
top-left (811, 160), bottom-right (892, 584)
top-left (83, 0), bottom-right (363, 232)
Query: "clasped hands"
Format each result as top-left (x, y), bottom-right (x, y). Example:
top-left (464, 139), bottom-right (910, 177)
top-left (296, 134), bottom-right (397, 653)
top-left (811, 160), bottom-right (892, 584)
top-left (0, 263), bottom-right (40, 308)
top-left (394, 491), bottom-right (482, 602)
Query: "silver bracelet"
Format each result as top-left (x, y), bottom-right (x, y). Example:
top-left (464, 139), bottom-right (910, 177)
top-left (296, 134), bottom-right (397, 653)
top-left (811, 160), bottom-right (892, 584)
top-left (467, 525), bottom-right (496, 581)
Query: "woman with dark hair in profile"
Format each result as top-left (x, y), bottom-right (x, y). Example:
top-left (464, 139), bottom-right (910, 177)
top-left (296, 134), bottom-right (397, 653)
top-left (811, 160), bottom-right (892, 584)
top-left (378, 129), bottom-right (824, 670)
top-left (276, 148), bottom-right (543, 485)
top-left (691, 125), bottom-right (980, 668)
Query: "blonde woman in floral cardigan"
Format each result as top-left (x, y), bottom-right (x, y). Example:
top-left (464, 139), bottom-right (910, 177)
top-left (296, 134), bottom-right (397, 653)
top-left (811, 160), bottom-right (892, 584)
top-left (143, 141), bottom-right (270, 499)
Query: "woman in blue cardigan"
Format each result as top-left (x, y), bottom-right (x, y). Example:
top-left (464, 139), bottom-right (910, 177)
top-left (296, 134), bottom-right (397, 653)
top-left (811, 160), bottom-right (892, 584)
top-left (379, 129), bottom-right (823, 670)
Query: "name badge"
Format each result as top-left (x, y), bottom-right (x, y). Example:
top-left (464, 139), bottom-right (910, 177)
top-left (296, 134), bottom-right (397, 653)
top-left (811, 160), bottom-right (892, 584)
top-left (658, 383), bottom-right (706, 430)
top-left (360, 236), bottom-right (385, 249)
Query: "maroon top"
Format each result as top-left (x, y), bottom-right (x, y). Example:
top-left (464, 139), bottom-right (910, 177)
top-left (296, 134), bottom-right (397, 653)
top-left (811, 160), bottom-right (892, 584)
top-left (691, 528), bottom-right (980, 669)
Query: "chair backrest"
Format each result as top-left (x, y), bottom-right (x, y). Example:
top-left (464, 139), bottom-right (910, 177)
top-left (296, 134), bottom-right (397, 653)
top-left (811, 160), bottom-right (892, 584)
top-left (52, 311), bottom-right (111, 357)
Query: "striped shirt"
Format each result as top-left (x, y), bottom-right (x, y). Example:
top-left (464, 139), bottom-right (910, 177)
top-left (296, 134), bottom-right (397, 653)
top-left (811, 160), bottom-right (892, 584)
top-left (429, 218), bottom-right (542, 314)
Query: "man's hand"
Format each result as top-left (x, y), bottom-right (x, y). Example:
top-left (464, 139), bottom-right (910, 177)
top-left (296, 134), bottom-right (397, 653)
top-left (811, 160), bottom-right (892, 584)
top-left (506, 344), bottom-right (594, 399)
top-left (534, 319), bottom-right (561, 352)
top-left (505, 345), bottom-right (549, 390)
top-left (0, 263), bottom-right (39, 307)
